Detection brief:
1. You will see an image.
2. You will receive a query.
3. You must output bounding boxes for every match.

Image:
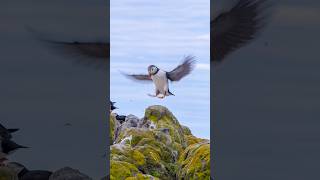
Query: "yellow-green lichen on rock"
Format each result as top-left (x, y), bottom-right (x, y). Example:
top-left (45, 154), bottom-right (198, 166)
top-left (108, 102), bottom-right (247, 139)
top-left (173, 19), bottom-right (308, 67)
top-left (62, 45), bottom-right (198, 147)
top-left (110, 105), bottom-right (211, 180)
top-left (177, 141), bottom-right (210, 180)
top-left (110, 160), bottom-right (139, 180)
top-left (144, 105), bottom-right (187, 148)
top-left (110, 114), bottom-right (116, 144)
top-left (125, 173), bottom-right (160, 180)
top-left (185, 135), bottom-right (207, 146)
top-left (181, 125), bottom-right (192, 136)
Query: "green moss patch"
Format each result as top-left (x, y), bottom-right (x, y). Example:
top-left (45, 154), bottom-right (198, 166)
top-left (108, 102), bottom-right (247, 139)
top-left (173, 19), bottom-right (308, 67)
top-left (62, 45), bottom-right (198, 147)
top-left (110, 105), bottom-right (211, 180)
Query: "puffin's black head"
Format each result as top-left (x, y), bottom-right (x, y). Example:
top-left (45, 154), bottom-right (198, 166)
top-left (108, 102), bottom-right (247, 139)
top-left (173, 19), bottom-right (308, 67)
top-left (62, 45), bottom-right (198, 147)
top-left (147, 65), bottom-right (159, 76)
top-left (1, 139), bottom-right (28, 154)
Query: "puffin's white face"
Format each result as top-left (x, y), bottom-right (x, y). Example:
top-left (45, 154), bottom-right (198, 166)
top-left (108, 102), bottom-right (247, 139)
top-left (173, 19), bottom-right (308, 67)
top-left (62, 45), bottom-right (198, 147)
top-left (148, 65), bottom-right (158, 75)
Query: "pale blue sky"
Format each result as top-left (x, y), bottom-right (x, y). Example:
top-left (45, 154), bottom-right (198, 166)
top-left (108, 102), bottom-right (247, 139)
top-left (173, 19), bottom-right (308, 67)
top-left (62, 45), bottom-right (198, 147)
top-left (111, 0), bottom-right (210, 139)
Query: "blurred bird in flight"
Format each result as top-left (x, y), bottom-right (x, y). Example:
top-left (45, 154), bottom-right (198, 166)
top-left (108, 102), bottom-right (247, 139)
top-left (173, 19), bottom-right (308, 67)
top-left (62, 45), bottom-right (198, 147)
top-left (122, 56), bottom-right (195, 99)
top-left (211, 0), bottom-right (270, 63)
top-left (28, 0), bottom-right (270, 67)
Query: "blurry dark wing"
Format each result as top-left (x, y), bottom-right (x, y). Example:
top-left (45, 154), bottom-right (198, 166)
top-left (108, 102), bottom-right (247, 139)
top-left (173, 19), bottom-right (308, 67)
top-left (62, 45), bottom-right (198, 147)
top-left (26, 27), bottom-right (109, 69)
top-left (211, 0), bottom-right (268, 62)
top-left (122, 73), bottom-right (152, 82)
top-left (48, 41), bottom-right (109, 59)
top-left (43, 41), bottom-right (109, 70)
top-left (0, 124), bottom-right (18, 140)
top-left (0, 124), bottom-right (12, 140)
top-left (167, 55), bottom-right (196, 81)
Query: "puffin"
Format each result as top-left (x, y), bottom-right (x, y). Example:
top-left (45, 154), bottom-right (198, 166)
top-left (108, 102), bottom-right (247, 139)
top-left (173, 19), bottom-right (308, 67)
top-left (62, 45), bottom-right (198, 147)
top-left (123, 56), bottom-right (195, 99)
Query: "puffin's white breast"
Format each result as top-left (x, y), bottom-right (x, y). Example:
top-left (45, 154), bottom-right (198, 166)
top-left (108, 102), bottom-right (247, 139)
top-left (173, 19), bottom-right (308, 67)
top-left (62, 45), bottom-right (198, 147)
top-left (151, 70), bottom-right (168, 93)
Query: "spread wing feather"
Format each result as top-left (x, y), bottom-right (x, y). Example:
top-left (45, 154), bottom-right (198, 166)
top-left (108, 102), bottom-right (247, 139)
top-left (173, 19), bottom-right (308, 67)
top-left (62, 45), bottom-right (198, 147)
top-left (26, 27), bottom-right (109, 69)
top-left (122, 72), bottom-right (152, 82)
top-left (47, 41), bottom-right (109, 59)
top-left (42, 41), bottom-right (109, 70)
top-left (166, 55), bottom-right (196, 81)
top-left (211, 0), bottom-right (269, 62)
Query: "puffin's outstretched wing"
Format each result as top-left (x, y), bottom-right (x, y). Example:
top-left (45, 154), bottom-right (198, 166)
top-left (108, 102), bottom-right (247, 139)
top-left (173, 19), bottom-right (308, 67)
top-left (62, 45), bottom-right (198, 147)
top-left (211, 0), bottom-right (269, 62)
top-left (122, 73), bottom-right (152, 82)
top-left (26, 27), bottom-right (109, 69)
top-left (42, 40), bottom-right (109, 70)
top-left (46, 41), bottom-right (109, 59)
top-left (166, 55), bottom-right (196, 81)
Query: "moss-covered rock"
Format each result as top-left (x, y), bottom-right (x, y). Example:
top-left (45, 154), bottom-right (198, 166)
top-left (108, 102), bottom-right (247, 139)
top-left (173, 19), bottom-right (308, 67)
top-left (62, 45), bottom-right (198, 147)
top-left (181, 125), bottom-right (192, 136)
top-left (111, 130), bottom-right (177, 179)
top-left (110, 160), bottom-right (139, 180)
top-left (110, 105), bottom-right (210, 180)
top-left (125, 173), bottom-right (159, 180)
top-left (110, 114), bottom-right (116, 144)
top-left (177, 141), bottom-right (210, 180)
top-left (144, 105), bottom-right (187, 148)
top-left (185, 135), bottom-right (207, 146)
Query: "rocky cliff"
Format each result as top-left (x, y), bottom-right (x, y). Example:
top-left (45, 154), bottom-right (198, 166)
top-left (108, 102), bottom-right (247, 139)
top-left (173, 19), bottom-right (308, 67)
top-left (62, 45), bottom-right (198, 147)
top-left (0, 105), bottom-right (210, 180)
top-left (110, 105), bottom-right (210, 180)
